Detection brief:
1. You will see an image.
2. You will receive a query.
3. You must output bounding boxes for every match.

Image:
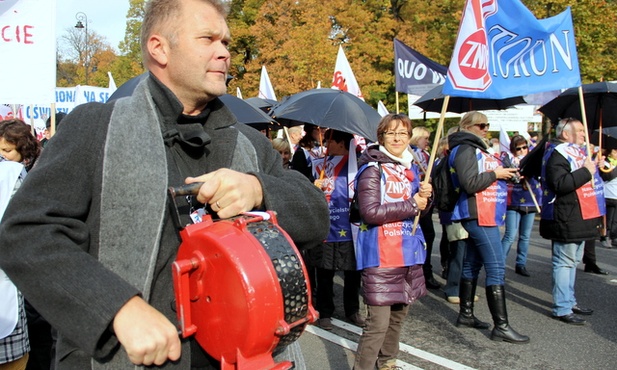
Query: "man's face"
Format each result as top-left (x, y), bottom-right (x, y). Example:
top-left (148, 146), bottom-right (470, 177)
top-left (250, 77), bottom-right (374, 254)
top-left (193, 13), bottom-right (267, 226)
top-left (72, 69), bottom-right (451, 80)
top-left (565, 121), bottom-right (586, 146)
top-left (162, 1), bottom-right (231, 112)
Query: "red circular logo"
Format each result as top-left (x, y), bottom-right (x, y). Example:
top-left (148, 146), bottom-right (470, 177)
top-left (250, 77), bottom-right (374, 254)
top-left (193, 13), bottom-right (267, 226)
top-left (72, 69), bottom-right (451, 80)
top-left (458, 29), bottom-right (489, 80)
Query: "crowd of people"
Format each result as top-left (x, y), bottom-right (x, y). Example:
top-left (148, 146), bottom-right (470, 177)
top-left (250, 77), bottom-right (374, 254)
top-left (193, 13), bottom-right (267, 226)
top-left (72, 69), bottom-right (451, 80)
top-left (0, 0), bottom-right (613, 369)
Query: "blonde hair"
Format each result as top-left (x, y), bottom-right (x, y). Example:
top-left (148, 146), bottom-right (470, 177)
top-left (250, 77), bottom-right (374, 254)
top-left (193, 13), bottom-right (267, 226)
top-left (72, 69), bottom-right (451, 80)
top-left (271, 138), bottom-right (291, 153)
top-left (459, 111), bottom-right (488, 130)
top-left (410, 126), bottom-right (430, 146)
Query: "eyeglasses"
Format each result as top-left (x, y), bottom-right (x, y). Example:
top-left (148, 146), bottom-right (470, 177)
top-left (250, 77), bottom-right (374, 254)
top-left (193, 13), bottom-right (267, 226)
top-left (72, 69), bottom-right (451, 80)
top-left (383, 131), bottom-right (410, 139)
top-left (474, 123), bottom-right (490, 130)
top-left (515, 145), bottom-right (528, 152)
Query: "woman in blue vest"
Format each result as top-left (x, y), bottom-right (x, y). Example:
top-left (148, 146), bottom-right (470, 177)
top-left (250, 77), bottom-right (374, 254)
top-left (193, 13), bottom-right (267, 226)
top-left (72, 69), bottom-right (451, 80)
top-left (501, 135), bottom-right (542, 277)
top-left (448, 111), bottom-right (529, 344)
top-left (353, 114), bottom-right (432, 370)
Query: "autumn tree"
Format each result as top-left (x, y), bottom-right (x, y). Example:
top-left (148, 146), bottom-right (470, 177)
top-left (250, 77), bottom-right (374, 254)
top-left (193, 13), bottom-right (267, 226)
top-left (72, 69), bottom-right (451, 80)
top-left (56, 27), bottom-right (117, 87)
top-left (113, 0), bottom-right (147, 86)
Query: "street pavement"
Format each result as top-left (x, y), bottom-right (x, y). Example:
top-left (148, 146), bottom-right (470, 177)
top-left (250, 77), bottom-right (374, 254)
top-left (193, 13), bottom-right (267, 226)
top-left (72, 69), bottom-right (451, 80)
top-left (298, 216), bottom-right (617, 369)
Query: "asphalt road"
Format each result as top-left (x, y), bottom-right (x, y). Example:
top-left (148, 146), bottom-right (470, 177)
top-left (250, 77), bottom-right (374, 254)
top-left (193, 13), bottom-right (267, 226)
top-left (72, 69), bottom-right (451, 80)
top-left (298, 216), bottom-right (617, 370)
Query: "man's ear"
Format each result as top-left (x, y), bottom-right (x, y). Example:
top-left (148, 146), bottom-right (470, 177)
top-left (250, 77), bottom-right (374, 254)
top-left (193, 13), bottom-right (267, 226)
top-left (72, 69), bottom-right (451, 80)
top-left (148, 34), bottom-right (169, 66)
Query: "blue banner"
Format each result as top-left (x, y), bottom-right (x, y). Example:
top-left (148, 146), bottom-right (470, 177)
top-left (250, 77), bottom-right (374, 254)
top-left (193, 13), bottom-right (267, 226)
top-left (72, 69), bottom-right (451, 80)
top-left (394, 38), bottom-right (447, 95)
top-left (443, 0), bottom-right (580, 99)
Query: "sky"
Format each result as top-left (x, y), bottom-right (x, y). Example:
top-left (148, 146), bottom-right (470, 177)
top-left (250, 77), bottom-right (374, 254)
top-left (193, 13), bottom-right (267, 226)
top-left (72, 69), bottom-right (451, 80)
top-left (55, 0), bottom-right (130, 50)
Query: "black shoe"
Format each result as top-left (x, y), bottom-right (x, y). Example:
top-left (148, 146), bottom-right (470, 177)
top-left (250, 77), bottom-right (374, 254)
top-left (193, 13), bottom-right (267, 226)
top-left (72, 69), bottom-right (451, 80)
top-left (584, 264), bottom-right (609, 275)
top-left (425, 275), bottom-right (442, 290)
top-left (553, 313), bottom-right (586, 325)
top-left (515, 266), bottom-right (530, 277)
top-left (572, 306), bottom-right (593, 315)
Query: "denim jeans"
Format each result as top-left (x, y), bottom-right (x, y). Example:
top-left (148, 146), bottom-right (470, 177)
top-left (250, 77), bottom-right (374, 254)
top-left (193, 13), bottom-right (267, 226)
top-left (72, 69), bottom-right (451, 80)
top-left (501, 210), bottom-right (535, 267)
top-left (551, 241), bottom-right (584, 316)
top-left (461, 219), bottom-right (505, 286)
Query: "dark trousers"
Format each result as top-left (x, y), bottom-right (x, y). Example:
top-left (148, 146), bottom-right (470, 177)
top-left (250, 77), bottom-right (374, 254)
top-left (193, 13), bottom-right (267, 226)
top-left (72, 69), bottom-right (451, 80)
top-left (315, 268), bottom-right (361, 318)
top-left (606, 198), bottom-right (617, 239)
top-left (419, 211), bottom-right (436, 275)
top-left (582, 239), bottom-right (597, 266)
top-left (439, 224), bottom-right (450, 270)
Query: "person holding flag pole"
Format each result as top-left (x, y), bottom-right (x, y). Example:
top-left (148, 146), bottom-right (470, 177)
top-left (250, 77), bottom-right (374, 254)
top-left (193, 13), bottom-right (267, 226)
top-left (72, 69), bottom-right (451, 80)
top-left (429, 0), bottom-right (596, 342)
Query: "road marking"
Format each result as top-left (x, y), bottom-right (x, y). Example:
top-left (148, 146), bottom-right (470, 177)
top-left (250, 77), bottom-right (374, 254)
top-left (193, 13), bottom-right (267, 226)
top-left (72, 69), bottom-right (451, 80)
top-left (305, 318), bottom-right (476, 370)
top-left (305, 325), bottom-right (422, 370)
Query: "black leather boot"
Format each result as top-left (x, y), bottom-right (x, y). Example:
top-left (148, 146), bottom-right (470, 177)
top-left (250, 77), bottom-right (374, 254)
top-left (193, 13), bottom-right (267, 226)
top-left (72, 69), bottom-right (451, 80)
top-left (486, 285), bottom-right (530, 344)
top-left (456, 279), bottom-right (490, 329)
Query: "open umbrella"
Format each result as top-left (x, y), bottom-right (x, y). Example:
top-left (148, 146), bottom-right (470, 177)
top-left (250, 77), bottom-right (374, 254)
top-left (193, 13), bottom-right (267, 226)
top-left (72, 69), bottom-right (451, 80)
top-left (108, 74), bottom-right (275, 129)
top-left (413, 84), bottom-right (526, 113)
top-left (538, 81), bottom-right (617, 130)
top-left (270, 89), bottom-right (381, 142)
top-left (592, 127), bottom-right (617, 150)
top-left (218, 95), bottom-right (279, 130)
top-left (244, 97), bottom-right (277, 114)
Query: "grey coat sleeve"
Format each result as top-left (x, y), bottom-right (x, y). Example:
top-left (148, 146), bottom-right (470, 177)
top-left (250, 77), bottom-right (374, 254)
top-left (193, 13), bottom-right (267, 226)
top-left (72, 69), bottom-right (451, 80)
top-left (453, 145), bottom-right (498, 195)
top-left (0, 104), bottom-right (139, 360)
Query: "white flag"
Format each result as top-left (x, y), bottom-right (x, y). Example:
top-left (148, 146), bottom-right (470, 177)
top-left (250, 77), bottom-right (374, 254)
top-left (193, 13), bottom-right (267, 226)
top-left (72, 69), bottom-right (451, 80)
top-left (377, 101), bottom-right (389, 117)
top-left (258, 66), bottom-right (277, 100)
top-left (107, 72), bottom-right (117, 92)
top-left (331, 45), bottom-right (363, 101)
top-left (499, 125), bottom-right (511, 157)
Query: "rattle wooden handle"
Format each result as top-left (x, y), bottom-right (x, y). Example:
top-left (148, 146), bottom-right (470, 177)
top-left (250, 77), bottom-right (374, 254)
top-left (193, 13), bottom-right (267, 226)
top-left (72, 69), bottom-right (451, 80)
top-left (168, 182), bottom-right (204, 197)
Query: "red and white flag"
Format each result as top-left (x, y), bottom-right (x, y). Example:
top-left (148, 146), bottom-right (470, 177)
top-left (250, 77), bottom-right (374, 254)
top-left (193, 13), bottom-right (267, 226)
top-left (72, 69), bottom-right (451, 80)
top-left (332, 45), bottom-right (364, 101)
top-left (258, 65), bottom-right (277, 100)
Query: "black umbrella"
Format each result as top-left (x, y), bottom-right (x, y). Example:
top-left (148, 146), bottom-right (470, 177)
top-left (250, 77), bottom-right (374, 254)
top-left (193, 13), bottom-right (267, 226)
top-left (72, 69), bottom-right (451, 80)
top-left (591, 127), bottom-right (617, 150)
top-left (270, 89), bottom-right (381, 142)
top-left (538, 81), bottom-right (617, 130)
top-left (413, 84), bottom-right (526, 114)
top-left (244, 97), bottom-right (277, 113)
top-left (108, 74), bottom-right (275, 129)
top-left (218, 95), bottom-right (279, 130)
top-left (108, 73), bottom-right (148, 101)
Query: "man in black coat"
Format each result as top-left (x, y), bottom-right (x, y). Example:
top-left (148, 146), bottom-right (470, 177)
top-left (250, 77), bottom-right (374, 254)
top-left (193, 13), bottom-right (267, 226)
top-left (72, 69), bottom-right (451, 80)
top-left (540, 118), bottom-right (601, 325)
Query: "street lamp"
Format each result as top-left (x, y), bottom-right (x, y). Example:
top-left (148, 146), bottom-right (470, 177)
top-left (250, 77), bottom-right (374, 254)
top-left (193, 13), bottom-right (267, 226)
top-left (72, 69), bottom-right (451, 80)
top-left (75, 12), bottom-right (88, 85)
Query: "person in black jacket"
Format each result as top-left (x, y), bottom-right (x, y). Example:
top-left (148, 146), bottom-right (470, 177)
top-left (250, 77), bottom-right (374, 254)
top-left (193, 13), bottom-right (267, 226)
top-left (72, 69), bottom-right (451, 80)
top-left (449, 111), bottom-right (528, 344)
top-left (540, 118), bottom-right (601, 325)
top-left (0, 1), bottom-right (329, 369)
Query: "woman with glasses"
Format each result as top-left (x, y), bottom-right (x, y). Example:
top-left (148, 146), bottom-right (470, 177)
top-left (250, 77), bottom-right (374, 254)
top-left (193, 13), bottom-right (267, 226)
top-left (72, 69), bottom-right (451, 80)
top-left (447, 111), bottom-right (529, 343)
top-left (353, 114), bottom-right (432, 370)
top-left (501, 135), bottom-right (542, 277)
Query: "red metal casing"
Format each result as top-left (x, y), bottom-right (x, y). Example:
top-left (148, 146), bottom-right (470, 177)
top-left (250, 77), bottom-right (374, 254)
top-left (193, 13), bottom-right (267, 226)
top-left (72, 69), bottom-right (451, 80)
top-left (172, 212), bottom-right (317, 370)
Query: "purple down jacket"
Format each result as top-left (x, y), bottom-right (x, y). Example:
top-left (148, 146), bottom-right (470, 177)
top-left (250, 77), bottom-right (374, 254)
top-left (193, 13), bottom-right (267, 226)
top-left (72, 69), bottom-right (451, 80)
top-left (361, 265), bottom-right (426, 306)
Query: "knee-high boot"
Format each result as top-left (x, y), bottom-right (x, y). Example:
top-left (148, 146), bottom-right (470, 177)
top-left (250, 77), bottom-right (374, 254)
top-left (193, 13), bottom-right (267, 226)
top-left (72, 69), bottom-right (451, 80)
top-left (486, 285), bottom-right (529, 343)
top-left (456, 279), bottom-right (490, 329)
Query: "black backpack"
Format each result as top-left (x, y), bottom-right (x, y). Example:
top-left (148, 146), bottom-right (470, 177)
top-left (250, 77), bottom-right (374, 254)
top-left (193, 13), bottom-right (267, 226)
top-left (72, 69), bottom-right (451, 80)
top-left (431, 152), bottom-right (459, 213)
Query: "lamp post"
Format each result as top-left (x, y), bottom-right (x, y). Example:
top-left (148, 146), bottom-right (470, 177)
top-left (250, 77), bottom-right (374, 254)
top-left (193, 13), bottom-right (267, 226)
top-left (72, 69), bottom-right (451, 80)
top-left (75, 12), bottom-right (88, 85)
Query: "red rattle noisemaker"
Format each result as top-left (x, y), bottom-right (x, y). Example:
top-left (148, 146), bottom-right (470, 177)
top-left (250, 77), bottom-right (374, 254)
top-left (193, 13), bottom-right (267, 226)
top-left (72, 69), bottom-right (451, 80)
top-left (168, 183), bottom-right (318, 370)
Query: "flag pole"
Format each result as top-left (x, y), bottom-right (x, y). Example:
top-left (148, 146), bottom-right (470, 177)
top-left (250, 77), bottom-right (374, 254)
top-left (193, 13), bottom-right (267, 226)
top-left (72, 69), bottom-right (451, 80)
top-left (396, 92), bottom-right (400, 114)
top-left (578, 86), bottom-right (595, 187)
top-left (523, 179), bottom-right (541, 213)
top-left (412, 95), bottom-right (450, 234)
top-left (50, 103), bottom-right (56, 136)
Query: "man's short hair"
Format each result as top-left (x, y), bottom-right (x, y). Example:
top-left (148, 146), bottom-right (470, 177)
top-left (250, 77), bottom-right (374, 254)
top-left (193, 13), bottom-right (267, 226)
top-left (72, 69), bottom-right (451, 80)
top-left (555, 117), bottom-right (579, 138)
top-left (140, 0), bottom-right (229, 64)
